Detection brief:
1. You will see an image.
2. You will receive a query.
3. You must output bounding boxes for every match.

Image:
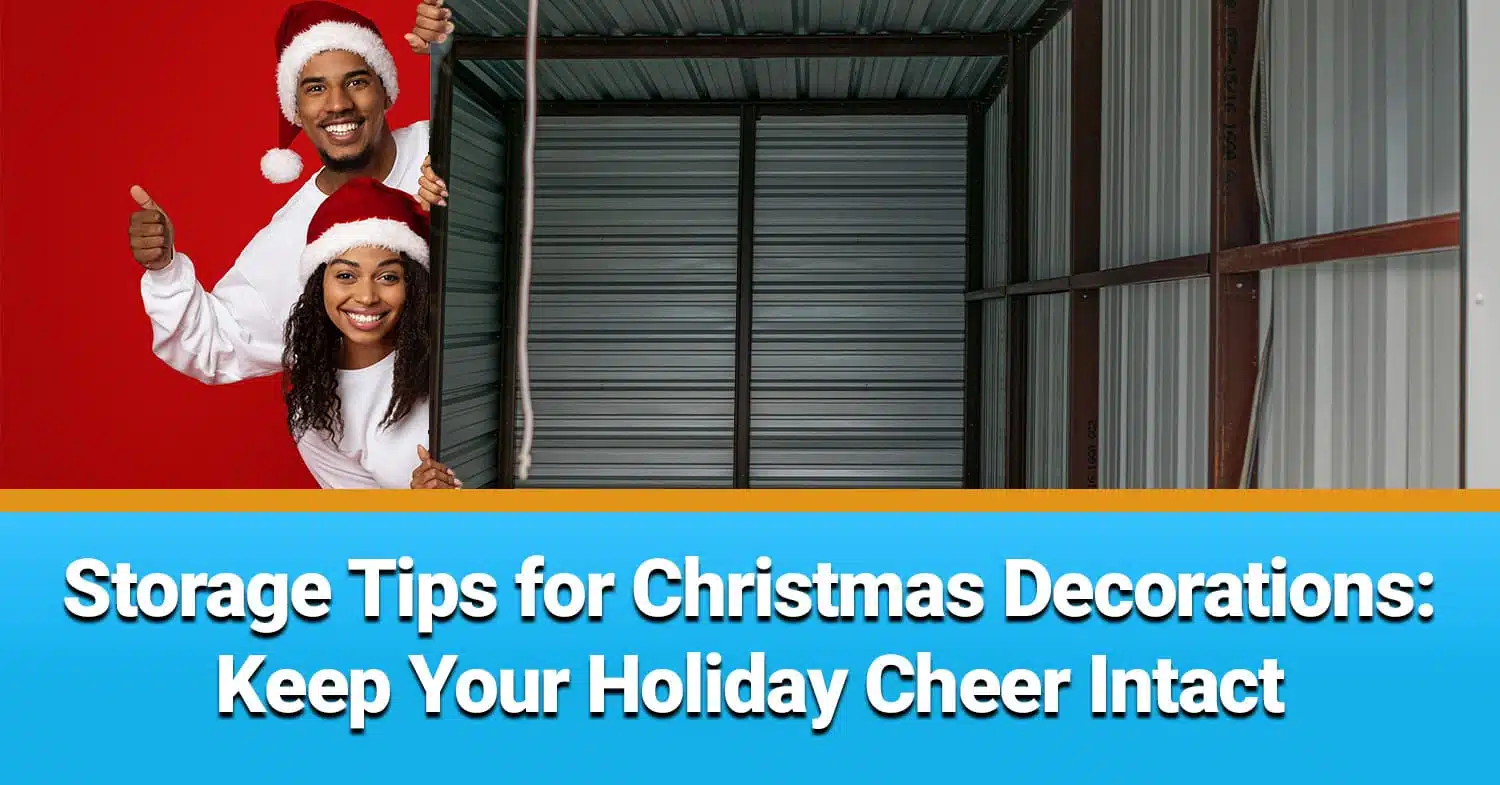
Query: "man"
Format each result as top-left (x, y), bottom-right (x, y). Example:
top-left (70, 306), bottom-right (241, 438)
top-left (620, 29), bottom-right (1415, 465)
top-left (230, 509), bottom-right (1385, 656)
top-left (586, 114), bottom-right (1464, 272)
top-left (127, 0), bottom-right (453, 385)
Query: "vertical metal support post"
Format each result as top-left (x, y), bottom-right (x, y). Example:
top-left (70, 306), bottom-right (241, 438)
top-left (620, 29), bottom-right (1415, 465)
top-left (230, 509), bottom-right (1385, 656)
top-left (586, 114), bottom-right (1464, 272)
top-left (1209, 0), bottom-right (1263, 488)
top-left (1005, 34), bottom-right (1032, 488)
top-left (426, 48), bottom-right (456, 462)
top-left (1067, 0), bottom-right (1103, 489)
top-left (964, 104), bottom-right (987, 487)
top-left (497, 102), bottom-right (525, 488)
top-left (732, 105), bottom-right (758, 488)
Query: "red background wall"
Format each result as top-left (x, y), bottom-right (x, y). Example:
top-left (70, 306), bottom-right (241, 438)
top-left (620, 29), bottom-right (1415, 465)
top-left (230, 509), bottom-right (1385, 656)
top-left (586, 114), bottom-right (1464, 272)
top-left (0, 1), bottom-right (432, 488)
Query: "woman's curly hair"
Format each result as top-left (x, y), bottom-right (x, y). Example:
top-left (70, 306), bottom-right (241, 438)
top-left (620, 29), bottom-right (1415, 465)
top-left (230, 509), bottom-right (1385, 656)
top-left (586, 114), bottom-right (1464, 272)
top-left (281, 256), bottom-right (432, 446)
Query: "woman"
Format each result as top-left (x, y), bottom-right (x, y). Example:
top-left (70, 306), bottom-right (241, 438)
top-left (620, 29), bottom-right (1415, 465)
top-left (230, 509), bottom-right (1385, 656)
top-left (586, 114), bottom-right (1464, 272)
top-left (281, 176), bottom-right (459, 489)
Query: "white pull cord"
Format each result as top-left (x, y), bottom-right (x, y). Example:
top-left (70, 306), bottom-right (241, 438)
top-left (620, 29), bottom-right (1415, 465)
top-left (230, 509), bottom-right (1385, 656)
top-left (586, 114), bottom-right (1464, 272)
top-left (515, 0), bottom-right (538, 481)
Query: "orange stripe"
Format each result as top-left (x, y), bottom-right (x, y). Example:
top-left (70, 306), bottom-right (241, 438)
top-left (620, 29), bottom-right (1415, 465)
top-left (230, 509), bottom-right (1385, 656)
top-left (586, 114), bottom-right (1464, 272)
top-left (0, 489), bottom-right (1498, 513)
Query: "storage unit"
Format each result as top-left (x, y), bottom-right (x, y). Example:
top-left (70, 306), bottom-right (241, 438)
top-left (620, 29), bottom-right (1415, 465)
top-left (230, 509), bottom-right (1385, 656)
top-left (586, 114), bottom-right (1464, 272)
top-left (428, 0), bottom-right (1470, 489)
top-left (751, 115), bottom-right (968, 488)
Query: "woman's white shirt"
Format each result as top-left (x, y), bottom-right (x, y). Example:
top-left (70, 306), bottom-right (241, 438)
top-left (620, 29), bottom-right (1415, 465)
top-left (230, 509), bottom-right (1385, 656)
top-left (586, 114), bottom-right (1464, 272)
top-left (295, 352), bottom-right (429, 489)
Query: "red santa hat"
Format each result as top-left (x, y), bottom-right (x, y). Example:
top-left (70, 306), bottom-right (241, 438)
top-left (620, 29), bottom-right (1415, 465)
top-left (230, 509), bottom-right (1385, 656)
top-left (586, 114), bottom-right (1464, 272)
top-left (299, 177), bottom-right (430, 286)
top-left (261, 1), bottom-right (402, 184)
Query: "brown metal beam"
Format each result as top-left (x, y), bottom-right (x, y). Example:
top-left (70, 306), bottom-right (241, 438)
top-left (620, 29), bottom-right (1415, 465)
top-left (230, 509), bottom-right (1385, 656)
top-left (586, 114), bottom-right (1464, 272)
top-left (964, 106), bottom-right (987, 488)
top-left (966, 215), bottom-right (1453, 300)
top-left (733, 106), bottom-right (757, 489)
top-left (1067, 0), bottom-right (1102, 490)
top-left (1209, 0), bottom-right (1262, 490)
top-left (1067, 291), bottom-right (1100, 487)
top-left (758, 100), bottom-right (976, 116)
top-left (1008, 276), bottom-right (1070, 297)
top-left (1070, 254), bottom-right (1210, 289)
top-left (965, 285), bottom-right (1007, 301)
top-left (535, 99), bottom-right (974, 116)
top-left (454, 32), bottom-right (1014, 61)
top-left (497, 103), bottom-right (525, 489)
top-left (1006, 300), bottom-right (1030, 489)
top-left (963, 217), bottom-right (1464, 300)
top-left (968, 254), bottom-right (1211, 300)
top-left (1218, 213), bottom-right (1461, 274)
top-left (1005, 35), bottom-right (1031, 490)
top-left (540, 101), bottom-right (741, 116)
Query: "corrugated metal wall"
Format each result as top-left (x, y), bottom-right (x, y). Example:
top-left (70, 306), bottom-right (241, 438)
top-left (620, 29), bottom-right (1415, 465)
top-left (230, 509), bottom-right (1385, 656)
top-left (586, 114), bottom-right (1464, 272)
top-left (1095, 0), bottom-right (1211, 488)
top-left (751, 115), bottom-right (968, 487)
top-left (1256, 0), bottom-right (1462, 488)
top-left (984, 88), bottom-right (1009, 288)
top-left (438, 85), bottom-right (508, 488)
top-left (1257, 252), bottom-right (1461, 488)
top-left (1099, 280), bottom-right (1210, 488)
top-left (1022, 14), bottom-right (1071, 486)
top-left (1028, 10), bottom-right (1071, 281)
top-left (1100, 0), bottom-right (1210, 269)
top-left (1027, 293), bottom-right (1069, 488)
top-left (518, 115), bottom-right (741, 487)
top-left (1262, 0), bottom-right (1460, 241)
top-left (980, 299), bottom-right (1007, 488)
top-left (980, 89), bottom-right (1009, 488)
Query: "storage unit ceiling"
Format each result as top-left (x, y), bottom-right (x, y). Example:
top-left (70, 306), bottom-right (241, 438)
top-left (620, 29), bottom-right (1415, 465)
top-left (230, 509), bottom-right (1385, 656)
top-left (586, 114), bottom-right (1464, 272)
top-left (445, 0), bottom-right (1057, 101)
top-left (447, 0), bottom-right (1053, 36)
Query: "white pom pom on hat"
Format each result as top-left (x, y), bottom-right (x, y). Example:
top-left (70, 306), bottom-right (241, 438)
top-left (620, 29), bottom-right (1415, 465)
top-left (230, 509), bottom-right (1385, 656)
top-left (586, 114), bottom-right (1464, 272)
top-left (261, 2), bottom-right (401, 184)
top-left (260, 147), bottom-right (305, 184)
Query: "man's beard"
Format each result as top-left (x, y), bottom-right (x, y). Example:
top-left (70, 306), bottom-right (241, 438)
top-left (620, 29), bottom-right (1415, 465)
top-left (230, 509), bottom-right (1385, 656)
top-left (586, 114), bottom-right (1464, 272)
top-left (318, 143), bottom-right (376, 173)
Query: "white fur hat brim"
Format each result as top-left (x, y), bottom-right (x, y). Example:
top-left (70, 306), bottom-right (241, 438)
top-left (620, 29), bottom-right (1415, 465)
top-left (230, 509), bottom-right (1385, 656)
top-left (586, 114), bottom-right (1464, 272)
top-left (299, 218), bottom-right (429, 286)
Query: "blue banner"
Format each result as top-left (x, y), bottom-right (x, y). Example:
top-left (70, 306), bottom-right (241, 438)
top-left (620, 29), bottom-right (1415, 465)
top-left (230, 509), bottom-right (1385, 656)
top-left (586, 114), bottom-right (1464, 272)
top-left (3, 510), bottom-right (1493, 782)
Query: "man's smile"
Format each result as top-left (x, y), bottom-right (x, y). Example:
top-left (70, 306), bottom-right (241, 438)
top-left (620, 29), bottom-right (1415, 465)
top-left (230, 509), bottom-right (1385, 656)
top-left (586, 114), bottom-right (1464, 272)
top-left (322, 118), bottom-right (365, 143)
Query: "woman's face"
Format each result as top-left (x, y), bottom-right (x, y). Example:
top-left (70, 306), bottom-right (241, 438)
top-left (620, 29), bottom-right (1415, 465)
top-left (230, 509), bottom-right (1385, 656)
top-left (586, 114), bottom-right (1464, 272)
top-left (322, 245), bottom-right (408, 348)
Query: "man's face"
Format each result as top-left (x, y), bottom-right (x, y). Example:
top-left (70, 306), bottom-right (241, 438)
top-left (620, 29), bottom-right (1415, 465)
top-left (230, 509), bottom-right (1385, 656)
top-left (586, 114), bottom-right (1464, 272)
top-left (295, 50), bottom-right (390, 172)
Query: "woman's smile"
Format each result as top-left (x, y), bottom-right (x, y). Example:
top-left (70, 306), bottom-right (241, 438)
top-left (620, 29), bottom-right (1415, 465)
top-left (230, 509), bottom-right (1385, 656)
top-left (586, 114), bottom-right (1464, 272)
top-left (342, 307), bottom-right (390, 331)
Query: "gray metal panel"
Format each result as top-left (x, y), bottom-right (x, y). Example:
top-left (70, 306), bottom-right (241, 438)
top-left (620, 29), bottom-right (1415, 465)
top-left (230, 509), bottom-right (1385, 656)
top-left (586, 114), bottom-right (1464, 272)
top-left (1263, 0), bottom-right (1460, 242)
top-left (440, 86), bottom-right (507, 489)
top-left (752, 115), bottom-right (967, 487)
top-left (1257, 252), bottom-right (1461, 489)
top-left (467, 56), bottom-right (1002, 102)
top-left (1095, 0), bottom-right (1210, 488)
top-left (980, 298), bottom-right (1007, 488)
top-left (1099, 280), bottom-right (1209, 489)
top-left (518, 115), bottom-right (741, 487)
top-left (449, 0), bottom-right (1050, 36)
top-left (983, 87), bottom-right (1008, 288)
top-left (1028, 10), bottom-right (1070, 280)
top-left (1026, 292), bottom-right (1069, 488)
top-left (1100, 0), bottom-right (1210, 269)
top-left (979, 89), bottom-right (1008, 488)
top-left (1467, 3), bottom-right (1500, 488)
top-left (1254, 0), bottom-right (1463, 489)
